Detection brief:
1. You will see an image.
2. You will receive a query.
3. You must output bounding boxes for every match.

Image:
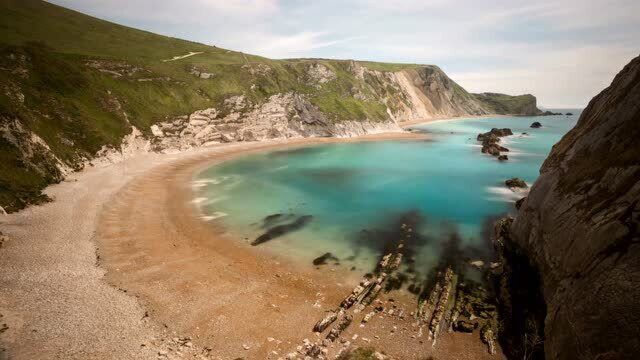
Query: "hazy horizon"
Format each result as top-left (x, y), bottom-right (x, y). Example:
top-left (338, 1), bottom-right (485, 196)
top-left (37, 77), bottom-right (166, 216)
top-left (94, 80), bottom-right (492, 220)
top-left (48, 0), bottom-right (639, 108)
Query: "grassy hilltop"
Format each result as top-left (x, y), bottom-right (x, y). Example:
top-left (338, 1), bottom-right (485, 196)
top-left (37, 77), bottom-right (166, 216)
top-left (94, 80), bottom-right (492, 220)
top-left (0, 0), bottom-right (540, 212)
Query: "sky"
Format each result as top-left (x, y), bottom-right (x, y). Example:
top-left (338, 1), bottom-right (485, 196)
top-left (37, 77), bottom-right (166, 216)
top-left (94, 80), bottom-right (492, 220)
top-left (50, 0), bottom-right (640, 108)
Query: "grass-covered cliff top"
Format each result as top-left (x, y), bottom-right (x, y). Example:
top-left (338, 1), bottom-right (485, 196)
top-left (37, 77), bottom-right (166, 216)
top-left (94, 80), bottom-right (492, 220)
top-left (0, 0), bottom-right (540, 213)
top-left (472, 92), bottom-right (541, 115)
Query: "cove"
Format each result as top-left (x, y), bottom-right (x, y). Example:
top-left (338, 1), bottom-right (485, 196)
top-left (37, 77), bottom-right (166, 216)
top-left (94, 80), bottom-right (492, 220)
top-left (195, 112), bottom-right (579, 285)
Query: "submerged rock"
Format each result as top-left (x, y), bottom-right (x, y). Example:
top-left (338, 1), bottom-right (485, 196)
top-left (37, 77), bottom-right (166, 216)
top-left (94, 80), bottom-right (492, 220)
top-left (251, 215), bottom-right (313, 245)
top-left (530, 121), bottom-right (542, 128)
top-left (313, 252), bottom-right (339, 266)
top-left (498, 154), bottom-right (508, 161)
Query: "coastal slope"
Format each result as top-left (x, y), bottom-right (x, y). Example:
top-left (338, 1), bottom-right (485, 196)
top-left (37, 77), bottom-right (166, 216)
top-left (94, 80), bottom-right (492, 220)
top-left (510, 55), bottom-right (640, 359)
top-left (1, 0), bottom-right (541, 213)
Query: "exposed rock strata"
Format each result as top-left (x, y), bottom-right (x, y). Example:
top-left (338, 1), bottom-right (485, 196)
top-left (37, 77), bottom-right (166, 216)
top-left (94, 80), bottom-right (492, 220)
top-left (150, 93), bottom-right (402, 152)
top-left (510, 55), bottom-right (640, 359)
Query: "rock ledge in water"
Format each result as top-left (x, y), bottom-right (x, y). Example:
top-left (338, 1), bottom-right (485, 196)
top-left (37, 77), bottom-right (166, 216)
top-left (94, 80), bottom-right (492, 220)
top-left (505, 178), bottom-right (527, 189)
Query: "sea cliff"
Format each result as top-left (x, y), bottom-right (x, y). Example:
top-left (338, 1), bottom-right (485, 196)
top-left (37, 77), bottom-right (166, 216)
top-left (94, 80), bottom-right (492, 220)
top-left (508, 55), bottom-right (640, 359)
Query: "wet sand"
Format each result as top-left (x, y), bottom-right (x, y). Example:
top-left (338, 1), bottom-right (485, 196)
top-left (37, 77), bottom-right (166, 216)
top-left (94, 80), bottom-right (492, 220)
top-left (0, 133), bottom-right (502, 359)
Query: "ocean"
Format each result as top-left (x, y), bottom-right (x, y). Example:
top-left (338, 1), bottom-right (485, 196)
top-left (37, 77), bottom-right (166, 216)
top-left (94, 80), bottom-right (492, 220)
top-left (194, 110), bottom-right (580, 284)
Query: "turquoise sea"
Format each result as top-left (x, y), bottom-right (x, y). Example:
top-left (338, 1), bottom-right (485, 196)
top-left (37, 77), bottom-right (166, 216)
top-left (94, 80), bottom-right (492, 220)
top-left (194, 110), bottom-right (580, 284)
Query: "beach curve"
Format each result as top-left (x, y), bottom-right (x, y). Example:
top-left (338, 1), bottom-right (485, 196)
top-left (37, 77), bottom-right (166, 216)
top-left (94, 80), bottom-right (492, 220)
top-left (0, 133), bottom-right (499, 359)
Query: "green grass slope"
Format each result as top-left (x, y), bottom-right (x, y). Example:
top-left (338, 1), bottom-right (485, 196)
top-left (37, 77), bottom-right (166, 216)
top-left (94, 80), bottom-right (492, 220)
top-left (0, 0), bottom-right (422, 212)
top-left (473, 92), bottom-right (541, 115)
top-left (0, 0), bottom-right (540, 213)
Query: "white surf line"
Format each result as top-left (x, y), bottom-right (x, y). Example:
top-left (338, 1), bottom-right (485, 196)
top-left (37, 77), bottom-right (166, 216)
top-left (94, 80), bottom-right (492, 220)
top-left (486, 185), bottom-right (530, 202)
top-left (162, 51), bottom-right (203, 62)
top-left (201, 211), bottom-right (228, 221)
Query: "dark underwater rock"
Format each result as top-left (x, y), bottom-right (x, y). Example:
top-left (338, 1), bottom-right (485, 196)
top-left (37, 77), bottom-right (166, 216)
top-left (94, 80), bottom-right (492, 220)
top-left (252, 215), bottom-right (313, 245)
top-left (313, 252), bottom-right (339, 266)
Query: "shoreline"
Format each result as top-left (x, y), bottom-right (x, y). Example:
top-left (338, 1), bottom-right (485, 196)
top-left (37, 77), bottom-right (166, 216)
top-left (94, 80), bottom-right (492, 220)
top-left (398, 113), bottom-right (511, 127)
top-left (0, 131), bottom-right (500, 359)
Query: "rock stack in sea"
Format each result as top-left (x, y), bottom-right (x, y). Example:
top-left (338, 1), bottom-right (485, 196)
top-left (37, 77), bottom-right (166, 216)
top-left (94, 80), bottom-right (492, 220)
top-left (477, 128), bottom-right (513, 160)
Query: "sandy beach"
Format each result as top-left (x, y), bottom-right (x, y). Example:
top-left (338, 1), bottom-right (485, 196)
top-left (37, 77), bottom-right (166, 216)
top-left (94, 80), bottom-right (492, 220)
top-left (397, 114), bottom-right (510, 127)
top-left (0, 132), bottom-right (501, 359)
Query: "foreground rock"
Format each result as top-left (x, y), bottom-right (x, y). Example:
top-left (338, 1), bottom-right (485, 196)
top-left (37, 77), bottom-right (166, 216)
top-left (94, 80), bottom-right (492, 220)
top-left (510, 55), bottom-right (640, 359)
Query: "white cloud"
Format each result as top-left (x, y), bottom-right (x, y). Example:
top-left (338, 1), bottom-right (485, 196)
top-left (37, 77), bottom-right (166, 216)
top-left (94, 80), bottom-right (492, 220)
top-left (228, 31), bottom-right (365, 59)
top-left (451, 45), bottom-right (638, 107)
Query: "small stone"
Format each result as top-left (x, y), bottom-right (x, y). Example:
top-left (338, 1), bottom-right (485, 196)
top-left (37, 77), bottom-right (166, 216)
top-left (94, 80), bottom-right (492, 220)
top-left (243, 344), bottom-right (251, 350)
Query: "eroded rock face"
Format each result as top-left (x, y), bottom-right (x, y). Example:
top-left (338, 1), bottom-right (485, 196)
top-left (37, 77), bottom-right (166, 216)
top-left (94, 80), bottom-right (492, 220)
top-left (151, 92), bottom-right (402, 151)
top-left (510, 55), bottom-right (640, 359)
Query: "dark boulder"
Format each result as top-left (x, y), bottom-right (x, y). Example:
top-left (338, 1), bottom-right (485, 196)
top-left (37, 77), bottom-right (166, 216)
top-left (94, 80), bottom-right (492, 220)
top-left (478, 128), bottom-right (512, 157)
top-left (478, 128), bottom-right (513, 140)
top-left (498, 155), bottom-right (508, 161)
top-left (530, 121), bottom-right (542, 128)
top-left (505, 178), bottom-right (528, 189)
top-left (455, 320), bottom-right (477, 333)
top-left (565, 112), bottom-right (573, 116)
top-left (491, 127), bottom-right (513, 137)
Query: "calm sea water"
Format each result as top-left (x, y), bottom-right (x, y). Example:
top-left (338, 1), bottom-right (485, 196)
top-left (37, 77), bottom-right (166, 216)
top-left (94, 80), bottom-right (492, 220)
top-left (195, 110), bottom-right (580, 282)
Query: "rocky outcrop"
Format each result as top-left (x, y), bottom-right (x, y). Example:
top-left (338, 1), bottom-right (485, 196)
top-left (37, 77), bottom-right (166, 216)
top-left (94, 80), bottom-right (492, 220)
top-left (473, 92), bottom-right (541, 115)
top-left (477, 128), bottom-right (513, 158)
top-left (151, 92), bottom-right (402, 152)
top-left (391, 66), bottom-right (490, 121)
top-left (510, 55), bottom-right (640, 359)
top-left (505, 178), bottom-right (527, 189)
top-left (530, 121), bottom-right (542, 128)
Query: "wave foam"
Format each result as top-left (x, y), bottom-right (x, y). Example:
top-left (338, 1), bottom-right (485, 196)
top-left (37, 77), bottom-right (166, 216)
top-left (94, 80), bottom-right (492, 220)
top-left (201, 212), bottom-right (228, 221)
top-left (486, 186), bottom-right (529, 202)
